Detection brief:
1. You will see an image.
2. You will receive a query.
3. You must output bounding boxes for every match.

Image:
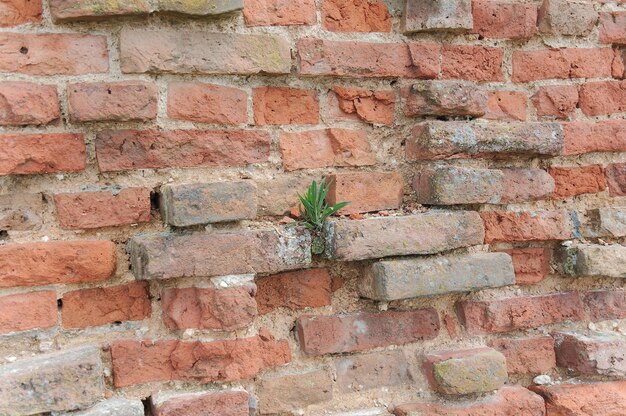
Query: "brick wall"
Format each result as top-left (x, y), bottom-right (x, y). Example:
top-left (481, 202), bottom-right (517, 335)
top-left (0, 0), bottom-right (625, 414)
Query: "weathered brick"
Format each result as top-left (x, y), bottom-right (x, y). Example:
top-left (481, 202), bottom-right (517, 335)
top-left (554, 331), bottom-right (626, 376)
top-left (161, 286), bottom-right (257, 330)
top-left (606, 162), bottom-right (626, 195)
top-left (413, 166), bottom-right (503, 204)
top-left (280, 129), bottom-right (375, 171)
top-left (62, 282), bottom-right (151, 329)
top-left (120, 29), bottom-right (290, 75)
top-left (0, 291), bottom-right (57, 334)
top-left (258, 370), bottom-right (333, 414)
top-left (244, 0), bottom-right (316, 26)
top-left (586, 207), bottom-right (626, 237)
top-left (0, 133), bottom-right (86, 176)
top-left (167, 82), bottom-right (247, 124)
top-left (95, 129), bottom-right (270, 172)
top-left (501, 247), bottom-right (551, 284)
top-left (0, 193), bottom-right (44, 231)
top-left (151, 390), bottom-right (249, 416)
top-left (457, 292), bottom-right (585, 334)
top-left (537, 0), bottom-right (598, 36)
top-left (361, 253), bottom-right (514, 301)
top-left (257, 175), bottom-right (321, 216)
top-left (325, 172), bottom-right (402, 215)
top-left (584, 290), bottom-right (626, 321)
top-left (160, 181), bottom-right (257, 227)
top-left (531, 381), bottom-right (626, 416)
top-left (111, 334), bottom-right (290, 387)
top-left (256, 268), bottom-right (332, 314)
top-left (325, 211), bottom-right (484, 261)
top-left (403, 81), bottom-right (487, 117)
top-left (490, 336), bottom-right (556, 374)
top-left (441, 46), bottom-right (504, 81)
top-left (54, 188), bottom-right (152, 229)
top-left (500, 168), bottom-right (555, 203)
top-left (579, 80), bottom-right (626, 116)
top-left (0, 0), bottom-right (42, 26)
top-left (472, 0), bottom-right (537, 39)
top-left (532, 85), bottom-right (579, 119)
top-left (402, 0), bottom-right (472, 32)
top-left (0, 33), bottom-right (108, 75)
top-left (336, 350), bottom-right (412, 392)
top-left (513, 48), bottom-right (615, 82)
top-left (330, 86), bottom-right (395, 125)
top-left (599, 12), bottom-right (626, 44)
top-left (484, 91), bottom-right (528, 121)
top-left (297, 309), bottom-right (439, 355)
top-left (157, 0), bottom-right (243, 15)
top-left (129, 227), bottom-right (310, 280)
top-left (0, 240), bottom-right (116, 288)
top-left (549, 165), bottom-right (606, 198)
top-left (559, 243), bottom-right (626, 278)
top-left (481, 210), bottom-right (579, 243)
top-left (253, 87), bottom-right (319, 125)
top-left (423, 348), bottom-right (507, 395)
top-left (68, 81), bottom-right (157, 122)
top-left (564, 120), bottom-right (626, 155)
top-left (0, 346), bottom-right (104, 415)
top-left (322, 0), bottom-right (390, 32)
top-left (0, 82), bottom-right (59, 126)
top-left (49, 0), bottom-right (150, 22)
top-left (69, 398), bottom-right (144, 416)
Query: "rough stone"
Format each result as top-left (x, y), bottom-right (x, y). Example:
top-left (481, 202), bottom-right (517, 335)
top-left (558, 243), bottom-right (626, 278)
top-left (586, 207), bottom-right (626, 237)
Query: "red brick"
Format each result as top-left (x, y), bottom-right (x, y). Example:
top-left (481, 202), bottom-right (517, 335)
top-left (280, 129), bottom-right (375, 171)
top-left (96, 129), bottom-right (270, 172)
top-left (0, 82), bottom-right (59, 126)
top-left (579, 80), bottom-right (626, 116)
top-left (111, 332), bottom-right (291, 387)
top-left (253, 87), bottom-right (319, 125)
top-left (549, 166), bottom-right (606, 198)
top-left (68, 81), bottom-right (157, 122)
top-left (151, 390), bottom-right (249, 416)
top-left (584, 290), bottom-right (626, 321)
top-left (296, 309), bottom-right (440, 355)
top-left (62, 282), bottom-right (151, 329)
top-left (457, 292), bottom-right (585, 334)
top-left (532, 85), bottom-right (579, 119)
top-left (500, 168), bottom-right (555, 203)
top-left (484, 91), bottom-right (527, 121)
top-left (168, 82), bottom-right (247, 124)
top-left (599, 12), bottom-right (626, 44)
top-left (0, 240), bottom-right (116, 288)
top-left (564, 120), bottom-right (626, 155)
top-left (441, 45), bottom-right (504, 81)
top-left (335, 350), bottom-right (412, 392)
top-left (512, 48), bottom-right (615, 82)
top-left (0, 33), bottom-right (108, 75)
top-left (613, 48), bottom-right (625, 78)
top-left (330, 86), bottom-right (395, 124)
top-left (0, 291), bottom-right (57, 334)
top-left (531, 381), bottom-right (626, 416)
top-left (490, 336), bottom-right (556, 374)
top-left (481, 210), bottom-right (578, 243)
top-left (554, 331), bottom-right (626, 376)
top-left (501, 248), bottom-right (551, 284)
top-left (256, 268), bottom-right (332, 314)
top-left (161, 286), bottom-right (257, 330)
top-left (326, 172), bottom-right (403, 214)
top-left (322, 0), bottom-right (391, 32)
top-left (0, 0), bottom-right (42, 26)
top-left (243, 0), bottom-right (316, 26)
top-left (606, 163), bottom-right (626, 196)
top-left (258, 370), bottom-right (333, 414)
top-left (49, 0), bottom-right (150, 22)
top-left (54, 188), bottom-right (152, 230)
top-left (472, 0), bottom-right (537, 39)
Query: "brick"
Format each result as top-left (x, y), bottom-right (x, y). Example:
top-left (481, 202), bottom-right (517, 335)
top-left (584, 290), bottom-right (626, 321)
top-left (0, 133), bottom-right (85, 176)
top-left (537, 0), bottom-right (598, 36)
top-left (253, 87), bottom-right (319, 125)
top-left (423, 348), bottom-right (507, 395)
top-left (0, 33), bottom-right (108, 75)
top-left (512, 48), bottom-right (615, 82)
top-left (151, 390), bottom-right (249, 416)
top-left (500, 168), bottom-right (555, 203)
top-left (0, 193), bottom-right (44, 231)
top-left (361, 253), bottom-right (514, 301)
top-left (484, 91), bottom-right (527, 121)
top-left (157, 0), bottom-right (243, 15)
top-left (330, 86), bottom-right (395, 125)
top-left (256, 268), bottom-right (332, 314)
top-left (481, 210), bottom-right (579, 243)
top-left (531, 381), bottom-right (626, 416)
top-left (111, 333), bottom-right (290, 387)
top-left (281, 129), bottom-right (375, 171)
top-left (325, 172), bottom-right (402, 215)
top-left (160, 181), bottom-right (257, 227)
top-left (257, 175), bottom-right (321, 216)
top-left (336, 350), bottom-right (412, 392)
top-left (69, 399), bottom-right (144, 416)
top-left (472, 0), bottom-right (537, 39)
top-left (586, 207), bottom-right (626, 237)
top-left (0, 240), bottom-right (116, 288)
top-left (161, 286), bottom-right (257, 330)
top-left (258, 370), bottom-right (332, 414)
top-left (325, 211), bottom-right (484, 261)
top-left (532, 85), bottom-right (579, 119)
top-left (54, 188), bottom-right (152, 229)
top-left (297, 309), bottom-right (440, 355)
top-left (68, 81), bottom-right (157, 122)
top-left (0, 291), bottom-right (57, 334)
top-left (600, 12), bottom-right (626, 44)
top-left (441, 46), bottom-right (504, 81)
top-left (549, 166), bottom-right (606, 198)
top-left (49, 0), bottom-right (150, 22)
top-left (559, 243), bottom-right (626, 278)
top-left (0, 82), bottom-right (59, 126)
top-left (128, 227), bottom-right (310, 280)
top-left (490, 336), bottom-right (556, 374)
top-left (298, 39), bottom-right (440, 79)
top-left (402, 0), bottom-right (472, 32)
top-left (457, 292), bottom-right (585, 334)
top-left (62, 282), bottom-right (151, 329)
top-left (564, 120), bottom-right (626, 155)
top-left (0, 346), bottom-right (104, 415)
top-left (614, 48), bottom-right (626, 78)
top-left (413, 166), bottom-right (503, 204)
top-left (554, 331), bottom-right (626, 376)
top-left (501, 248), bottom-right (551, 284)
top-left (403, 81), bottom-right (487, 117)
top-left (606, 162), bottom-right (626, 195)
top-left (95, 129), bottom-right (270, 172)
top-left (0, 0), bottom-right (42, 26)
top-left (243, 0), bottom-right (316, 26)
top-left (407, 121), bottom-right (563, 160)
top-left (322, 0), bottom-right (391, 32)
top-left (579, 80), bottom-right (626, 116)
top-left (120, 29), bottom-right (290, 75)
top-left (167, 82), bottom-right (247, 124)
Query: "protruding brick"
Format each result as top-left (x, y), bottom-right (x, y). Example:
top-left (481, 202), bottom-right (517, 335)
top-left (564, 120), bottom-right (626, 155)
top-left (322, 0), bottom-right (391, 32)
top-left (0, 193), bottom-right (44, 231)
top-left (490, 336), bottom-right (556, 374)
top-left (258, 370), bottom-right (333, 414)
top-left (361, 253), bottom-right (514, 301)
top-left (500, 168), bottom-right (555, 203)
top-left (586, 207), bottom-right (626, 237)
top-left (336, 350), bottom-right (412, 392)
top-left (157, 0), bottom-right (243, 15)
top-left (256, 268), bottom-right (332, 314)
top-left (579, 80), bottom-right (626, 116)
top-left (0, 82), bottom-right (59, 126)
top-left (0, 291), bottom-right (57, 334)
top-left (120, 29), bottom-right (291, 75)
top-left (481, 210), bottom-right (579, 243)
top-left (297, 309), bottom-right (440, 355)
top-left (413, 166), bottom-right (503, 204)
top-left (532, 85), bottom-right (579, 119)
top-left (54, 188), bottom-right (151, 229)
top-left (243, 0), bottom-right (316, 26)
top-left (0, 346), bottom-right (104, 415)
top-left (325, 172), bottom-right (402, 215)
top-left (167, 82), bottom-right (247, 124)
top-left (599, 11), bottom-right (626, 44)
top-left (253, 87), bottom-right (319, 125)
top-left (403, 81), bottom-right (487, 117)
top-left (0, 0), bottom-right (42, 26)
top-left (457, 292), bottom-right (585, 334)
top-left (584, 290), bottom-right (626, 321)
top-left (70, 398), bottom-right (145, 416)
top-left (96, 129), bottom-right (270, 172)
top-left (0, 240), bottom-right (116, 288)
top-left (554, 331), bottom-right (626, 376)
top-left (531, 381), bottom-right (626, 416)
top-left (537, 0), bottom-right (598, 36)
top-left (49, 0), bottom-right (150, 22)
top-left (403, 0), bottom-right (472, 32)
top-left (62, 282), bottom-right (151, 329)
top-left (484, 91), bottom-right (528, 121)
top-left (513, 48), bottom-right (615, 82)
top-left (559, 243), bottom-right (626, 278)
top-left (330, 86), bottom-right (395, 125)
top-left (160, 181), bottom-right (257, 227)
top-left (441, 46), bottom-right (504, 81)
top-left (472, 0), bottom-right (537, 39)
top-left (549, 165), bottom-right (606, 198)
top-left (151, 390), bottom-right (249, 416)
top-left (501, 247), bottom-right (551, 284)
top-left (325, 211), bottom-right (484, 261)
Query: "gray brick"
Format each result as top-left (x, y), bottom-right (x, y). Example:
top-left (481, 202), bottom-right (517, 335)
top-left (403, 0), bottom-right (473, 32)
top-left (586, 207), bottom-right (626, 238)
top-left (0, 193), bottom-right (44, 231)
top-left (335, 350), bottom-right (412, 392)
top-left (404, 81), bottom-right (487, 117)
top-left (559, 243), bottom-right (626, 278)
top-left (157, 0), bottom-right (243, 15)
top-left (555, 331), bottom-right (626, 377)
top-left (63, 399), bottom-right (144, 416)
top-left (413, 166), bottom-right (504, 204)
